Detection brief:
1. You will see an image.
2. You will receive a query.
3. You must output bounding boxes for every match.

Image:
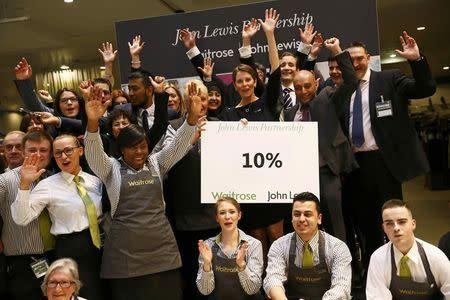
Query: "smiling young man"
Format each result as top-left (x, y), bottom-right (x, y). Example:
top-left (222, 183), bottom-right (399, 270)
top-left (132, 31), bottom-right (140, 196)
top-left (263, 192), bottom-right (352, 300)
top-left (366, 199), bottom-right (450, 299)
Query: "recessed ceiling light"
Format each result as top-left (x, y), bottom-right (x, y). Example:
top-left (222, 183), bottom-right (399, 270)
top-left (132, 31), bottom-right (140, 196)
top-left (46, 83), bottom-right (50, 86)
top-left (417, 26), bottom-right (425, 31)
top-left (100, 66), bottom-right (106, 70)
top-left (64, 0), bottom-right (74, 3)
top-left (389, 54), bottom-right (397, 58)
top-left (60, 65), bottom-right (70, 70)
top-left (443, 66), bottom-right (449, 70)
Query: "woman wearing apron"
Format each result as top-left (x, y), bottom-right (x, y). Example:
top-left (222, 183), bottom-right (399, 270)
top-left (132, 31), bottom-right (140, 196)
top-left (83, 80), bottom-right (206, 300)
top-left (196, 197), bottom-right (264, 300)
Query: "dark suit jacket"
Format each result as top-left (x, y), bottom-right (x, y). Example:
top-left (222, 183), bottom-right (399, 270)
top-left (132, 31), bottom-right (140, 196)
top-left (335, 56), bottom-right (436, 182)
top-left (283, 51), bottom-right (358, 176)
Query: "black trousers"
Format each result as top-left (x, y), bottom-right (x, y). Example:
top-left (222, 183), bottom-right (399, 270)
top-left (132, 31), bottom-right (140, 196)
top-left (5, 252), bottom-right (53, 300)
top-left (347, 150), bottom-right (402, 269)
top-left (175, 228), bottom-right (219, 300)
top-left (109, 268), bottom-right (183, 300)
top-left (56, 229), bottom-right (104, 300)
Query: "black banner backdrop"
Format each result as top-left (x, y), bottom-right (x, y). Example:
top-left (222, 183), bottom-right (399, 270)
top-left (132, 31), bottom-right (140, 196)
top-left (115, 0), bottom-right (379, 84)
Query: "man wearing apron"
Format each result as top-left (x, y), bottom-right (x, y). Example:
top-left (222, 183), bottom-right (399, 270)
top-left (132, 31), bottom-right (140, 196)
top-left (264, 192), bottom-right (352, 300)
top-left (83, 80), bottom-right (207, 299)
top-left (366, 199), bottom-right (450, 299)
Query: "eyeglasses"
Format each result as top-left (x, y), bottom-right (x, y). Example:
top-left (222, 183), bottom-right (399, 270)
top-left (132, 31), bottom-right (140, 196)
top-left (54, 146), bottom-right (79, 158)
top-left (60, 97), bottom-right (79, 104)
top-left (47, 280), bottom-right (74, 288)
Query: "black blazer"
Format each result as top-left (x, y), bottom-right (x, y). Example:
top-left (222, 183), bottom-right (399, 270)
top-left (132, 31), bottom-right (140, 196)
top-left (283, 51), bottom-right (358, 176)
top-left (335, 56), bottom-right (436, 182)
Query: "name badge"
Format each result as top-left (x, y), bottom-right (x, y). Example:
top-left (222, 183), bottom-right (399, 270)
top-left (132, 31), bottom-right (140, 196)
top-left (30, 257), bottom-right (49, 278)
top-left (376, 96), bottom-right (393, 117)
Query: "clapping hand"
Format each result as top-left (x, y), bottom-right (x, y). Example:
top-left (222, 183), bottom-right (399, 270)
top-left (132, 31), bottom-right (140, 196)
top-left (198, 240), bottom-right (213, 272)
top-left (395, 31), bottom-right (420, 61)
top-left (236, 241), bottom-right (249, 270)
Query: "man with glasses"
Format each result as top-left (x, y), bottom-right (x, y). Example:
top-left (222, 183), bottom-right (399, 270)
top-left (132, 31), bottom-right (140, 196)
top-left (366, 199), bottom-right (450, 299)
top-left (0, 130), bottom-right (54, 300)
top-left (3, 131), bottom-right (25, 172)
top-left (12, 134), bottom-right (104, 300)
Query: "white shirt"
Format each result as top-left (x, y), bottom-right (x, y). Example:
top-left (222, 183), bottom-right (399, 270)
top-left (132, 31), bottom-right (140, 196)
top-left (264, 231), bottom-right (352, 300)
top-left (349, 68), bottom-right (379, 152)
top-left (11, 170), bottom-right (103, 235)
top-left (366, 238), bottom-right (450, 300)
top-left (138, 102), bottom-right (155, 128)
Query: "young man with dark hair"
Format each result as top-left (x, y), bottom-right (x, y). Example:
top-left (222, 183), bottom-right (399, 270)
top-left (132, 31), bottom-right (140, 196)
top-left (366, 199), bottom-right (450, 299)
top-left (264, 192), bottom-right (352, 300)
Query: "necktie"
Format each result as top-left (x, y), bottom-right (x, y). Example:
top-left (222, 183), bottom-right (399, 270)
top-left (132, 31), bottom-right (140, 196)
top-left (282, 88), bottom-right (293, 110)
top-left (300, 104), bottom-right (310, 121)
top-left (399, 255), bottom-right (412, 279)
top-left (35, 177), bottom-right (55, 251)
top-left (73, 175), bottom-right (101, 249)
top-left (142, 110), bottom-right (149, 131)
top-left (302, 241), bottom-right (314, 268)
top-left (352, 83), bottom-right (364, 147)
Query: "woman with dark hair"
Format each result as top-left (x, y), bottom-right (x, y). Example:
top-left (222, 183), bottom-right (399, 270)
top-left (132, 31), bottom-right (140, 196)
top-left (53, 88), bottom-right (84, 119)
top-left (196, 197), bottom-right (264, 300)
top-left (83, 80), bottom-right (205, 299)
top-left (19, 114), bottom-right (45, 133)
top-left (102, 109), bottom-right (136, 158)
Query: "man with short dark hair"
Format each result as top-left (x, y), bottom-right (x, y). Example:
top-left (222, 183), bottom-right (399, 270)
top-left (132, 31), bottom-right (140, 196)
top-left (264, 192), bottom-right (352, 300)
top-left (3, 131), bottom-right (25, 172)
top-left (0, 130), bottom-right (54, 300)
top-left (335, 31), bottom-right (437, 271)
top-left (366, 199), bottom-right (450, 299)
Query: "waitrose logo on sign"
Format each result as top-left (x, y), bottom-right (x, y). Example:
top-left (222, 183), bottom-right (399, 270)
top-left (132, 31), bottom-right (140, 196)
top-left (211, 191), bottom-right (257, 201)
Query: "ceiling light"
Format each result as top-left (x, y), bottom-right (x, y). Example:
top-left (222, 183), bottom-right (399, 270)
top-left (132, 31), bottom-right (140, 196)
top-left (64, 0), bottom-right (74, 3)
top-left (417, 26), bottom-right (425, 31)
top-left (46, 83), bottom-right (50, 86)
top-left (444, 66), bottom-right (449, 70)
top-left (60, 65), bottom-right (70, 70)
top-left (389, 54), bottom-right (396, 58)
top-left (100, 66), bottom-right (106, 70)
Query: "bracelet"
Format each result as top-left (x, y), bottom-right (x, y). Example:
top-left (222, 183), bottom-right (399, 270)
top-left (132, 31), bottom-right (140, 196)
top-left (131, 60), bottom-right (141, 64)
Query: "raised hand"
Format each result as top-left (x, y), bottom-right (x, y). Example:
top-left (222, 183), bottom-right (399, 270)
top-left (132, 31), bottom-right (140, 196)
top-left (324, 36), bottom-right (341, 56)
top-left (180, 29), bottom-right (196, 49)
top-left (299, 22), bottom-right (317, 45)
top-left (395, 31), bottom-right (420, 61)
top-left (128, 35), bottom-right (145, 57)
top-left (198, 240), bottom-right (213, 271)
top-left (242, 18), bottom-right (260, 41)
top-left (14, 58), bottom-right (33, 80)
top-left (149, 76), bottom-right (166, 94)
top-left (258, 8), bottom-right (280, 34)
top-left (20, 153), bottom-right (46, 190)
top-left (191, 115), bottom-right (207, 145)
top-left (236, 241), bottom-right (249, 270)
top-left (198, 57), bottom-right (214, 79)
top-left (98, 42), bottom-right (118, 64)
top-left (32, 112), bottom-right (59, 126)
top-left (37, 90), bottom-right (53, 104)
top-left (310, 33), bottom-right (324, 58)
top-left (186, 81), bottom-right (205, 126)
top-left (85, 86), bottom-right (110, 122)
top-left (79, 80), bottom-right (93, 100)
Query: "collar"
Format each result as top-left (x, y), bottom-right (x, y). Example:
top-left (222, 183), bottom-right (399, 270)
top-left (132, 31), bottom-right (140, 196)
top-left (118, 157), bottom-right (150, 172)
top-left (282, 83), bottom-right (295, 91)
top-left (214, 229), bottom-right (247, 246)
top-left (60, 169), bottom-right (83, 184)
top-left (296, 230), bottom-right (319, 249)
top-left (393, 239), bottom-right (420, 266)
top-left (138, 101), bottom-right (155, 116)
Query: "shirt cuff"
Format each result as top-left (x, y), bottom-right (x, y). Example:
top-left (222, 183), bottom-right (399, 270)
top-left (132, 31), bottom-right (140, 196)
top-left (297, 42), bottom-right (312, 55)
top-left (187, 46), bottom-right (201, 60)
top-left (84, 129), bottom-right (101, 141)
top-left (238, 46), bottom-right (252, 58)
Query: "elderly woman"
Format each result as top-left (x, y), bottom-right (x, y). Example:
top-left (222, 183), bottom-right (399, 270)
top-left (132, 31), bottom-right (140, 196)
top-left (196, 197), bottom-right (264, 299)
top-left (42, 258), bottom-right (86, 300)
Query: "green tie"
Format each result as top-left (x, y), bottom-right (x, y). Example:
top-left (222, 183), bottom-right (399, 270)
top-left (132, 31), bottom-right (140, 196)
top-left (73, 175), bottom-right (101, 249)
top-left (35, 177), bottom-right (55, 251)
top-left (302, 241), bottom-right (314, 268)
top-left (399, 255), bottom-right (412, 279)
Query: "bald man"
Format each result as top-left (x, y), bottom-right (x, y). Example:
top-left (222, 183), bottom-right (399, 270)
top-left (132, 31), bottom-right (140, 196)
top-left (280, 38), bottom-right (358, 242)
top-left (3, 131), bottom-right (25, 172)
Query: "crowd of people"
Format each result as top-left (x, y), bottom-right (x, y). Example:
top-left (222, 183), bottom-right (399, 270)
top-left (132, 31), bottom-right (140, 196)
top-left (0, 6), bottom-right (449, 300)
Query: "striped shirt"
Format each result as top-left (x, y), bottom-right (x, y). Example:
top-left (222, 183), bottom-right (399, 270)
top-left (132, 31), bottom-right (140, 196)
top-left (264, 230), bottom-right (352, 300)
top-left (83, 120), bottom-right (195, 217)
top-left (196, 229), bottom-right (264, 296)
top-left (0, 167), bottom-right (45, 256)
